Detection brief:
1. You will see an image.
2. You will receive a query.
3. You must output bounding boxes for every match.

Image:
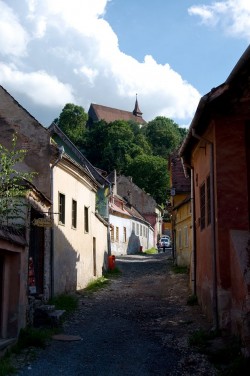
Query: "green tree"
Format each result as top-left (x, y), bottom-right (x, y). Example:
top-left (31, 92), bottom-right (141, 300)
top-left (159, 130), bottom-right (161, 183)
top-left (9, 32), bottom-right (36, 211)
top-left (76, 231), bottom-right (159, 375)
top-left (0, 134), bottom-right (35, 227)
top-left (85, 120), bottom-right (151, 173)
top-left (144, 116), bottom-right (184, 159)
top-left (55, 103), bottom-right (88, 150)
top-left (125, 154), bottom-right (169, 205)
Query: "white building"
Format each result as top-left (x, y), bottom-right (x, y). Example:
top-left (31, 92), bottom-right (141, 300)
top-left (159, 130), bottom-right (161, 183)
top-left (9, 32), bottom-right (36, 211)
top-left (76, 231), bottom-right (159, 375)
top-left (52, 153), bottom-right (109, 294)
top-left (109, 194), bottom-right (154, 256)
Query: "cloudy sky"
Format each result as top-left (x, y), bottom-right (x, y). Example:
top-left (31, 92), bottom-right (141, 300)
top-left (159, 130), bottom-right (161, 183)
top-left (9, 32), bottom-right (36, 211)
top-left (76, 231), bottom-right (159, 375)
top-left (0, 0), bottom-right (249, 127)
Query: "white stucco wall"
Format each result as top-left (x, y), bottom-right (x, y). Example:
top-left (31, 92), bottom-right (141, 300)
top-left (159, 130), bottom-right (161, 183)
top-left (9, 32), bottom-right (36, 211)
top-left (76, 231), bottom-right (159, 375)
top-left (110, 213), bottom-right (154, 255)
top-left (52, 161), bottom-right (108, 295)
top-left (110, 214), bottom-right (131, 255)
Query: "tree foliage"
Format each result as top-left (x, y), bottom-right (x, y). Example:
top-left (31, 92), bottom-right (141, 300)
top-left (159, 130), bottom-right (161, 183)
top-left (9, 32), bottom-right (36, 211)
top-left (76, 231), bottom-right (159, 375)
top-left (54, 105), bottom-right (188, 205)
top-left (143, 116), bottom-right (185, 159)
top-left (85, 120), bottom-right (150, 174)
top-left (0, 134), bottom-right (35, 227)
top-left (54, 103), bottom-right (88, 150)
top-left (125, 154), bottom-right (169, 204)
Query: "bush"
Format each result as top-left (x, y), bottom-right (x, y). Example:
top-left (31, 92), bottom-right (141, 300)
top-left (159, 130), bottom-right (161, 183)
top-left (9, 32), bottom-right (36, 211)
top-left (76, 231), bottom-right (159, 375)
top-left (187, 294), bottom-right (198, 306)
top-left (49, 293), bottom-right (78, 314)
top-left (13, 327), bottom-right (52, 352)
top-left (0, 357), bottom-right (15, 376)
top-left (171, 265), bottom-right (188, 274)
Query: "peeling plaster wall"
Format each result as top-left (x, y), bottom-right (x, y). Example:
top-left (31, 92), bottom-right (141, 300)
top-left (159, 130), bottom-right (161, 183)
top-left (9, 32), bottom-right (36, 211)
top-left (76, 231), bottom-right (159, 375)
top-left (0, 86), bottom-right (54, 199)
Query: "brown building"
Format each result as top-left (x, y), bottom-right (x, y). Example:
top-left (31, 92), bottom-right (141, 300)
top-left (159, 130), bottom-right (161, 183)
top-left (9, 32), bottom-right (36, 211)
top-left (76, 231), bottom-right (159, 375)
top-left (88, 96), bottom-right (146, 126)
top-left (180, 45), bottom-right (250, 354)
top-left (0, 85), bottom-right (55, 343)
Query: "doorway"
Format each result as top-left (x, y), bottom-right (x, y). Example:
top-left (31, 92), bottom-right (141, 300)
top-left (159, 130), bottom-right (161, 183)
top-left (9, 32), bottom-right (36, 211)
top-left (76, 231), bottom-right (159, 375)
top-left (29, 208), bottom-right (45, 295)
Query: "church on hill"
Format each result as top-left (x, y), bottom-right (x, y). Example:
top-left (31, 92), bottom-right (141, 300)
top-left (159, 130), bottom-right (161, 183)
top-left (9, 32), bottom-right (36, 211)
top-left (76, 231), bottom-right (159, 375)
top-left (88, 96), bottom-right (146, 126)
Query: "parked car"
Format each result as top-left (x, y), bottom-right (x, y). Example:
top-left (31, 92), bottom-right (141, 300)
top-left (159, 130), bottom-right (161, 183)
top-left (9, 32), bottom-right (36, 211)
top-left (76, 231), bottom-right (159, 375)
top-left (158, 236), bottom-right (171, 251)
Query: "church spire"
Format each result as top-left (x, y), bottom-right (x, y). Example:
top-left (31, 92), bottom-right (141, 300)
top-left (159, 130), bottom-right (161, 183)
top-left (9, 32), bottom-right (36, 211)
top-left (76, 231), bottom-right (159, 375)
top-left (133, 94), bottom-right (142, 117)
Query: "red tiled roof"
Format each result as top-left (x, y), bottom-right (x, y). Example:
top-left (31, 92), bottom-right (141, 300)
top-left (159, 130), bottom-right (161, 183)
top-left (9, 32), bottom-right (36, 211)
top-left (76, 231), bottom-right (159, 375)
top-left (89, 103), bottom-right (146, 125)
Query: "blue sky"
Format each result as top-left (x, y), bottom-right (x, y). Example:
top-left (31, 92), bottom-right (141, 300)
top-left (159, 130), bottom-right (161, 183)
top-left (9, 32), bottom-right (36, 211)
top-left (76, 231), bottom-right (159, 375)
top-left (0, 0), bottom-right (249, 128)
top-left (105, 0), bottom-right (248, 94)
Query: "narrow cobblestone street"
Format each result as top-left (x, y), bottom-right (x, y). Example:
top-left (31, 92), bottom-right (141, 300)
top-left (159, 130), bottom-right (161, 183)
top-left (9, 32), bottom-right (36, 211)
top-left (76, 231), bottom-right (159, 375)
top-left (16, 252), bottom-right (217, 376)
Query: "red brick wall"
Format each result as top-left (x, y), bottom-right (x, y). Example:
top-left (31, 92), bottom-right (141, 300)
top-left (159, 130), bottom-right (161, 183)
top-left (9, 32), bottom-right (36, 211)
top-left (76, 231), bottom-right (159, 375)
top-left (192, 117), bottom-right (250, 324)
top-left (215, 118), bottom-right (248, 290)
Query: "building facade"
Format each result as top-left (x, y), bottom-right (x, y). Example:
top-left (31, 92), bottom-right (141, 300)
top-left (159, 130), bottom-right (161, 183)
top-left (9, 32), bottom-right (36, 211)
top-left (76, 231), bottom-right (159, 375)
top-left (180, 46), bottom-right (250, 354)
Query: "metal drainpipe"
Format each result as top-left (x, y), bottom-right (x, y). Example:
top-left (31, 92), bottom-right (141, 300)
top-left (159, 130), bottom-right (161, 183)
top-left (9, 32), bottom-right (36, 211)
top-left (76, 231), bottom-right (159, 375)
top-left (191, 130), bottom-right (219, 330)
top-left (50, 146), bottom-right (64, 298)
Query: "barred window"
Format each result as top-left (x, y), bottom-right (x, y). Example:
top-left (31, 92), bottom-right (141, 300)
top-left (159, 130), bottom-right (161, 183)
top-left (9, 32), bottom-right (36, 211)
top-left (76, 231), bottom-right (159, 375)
top-left (184, 226), bottom-right (188, 247)
top-left (72, 200), bottom-right (77, 228)
top-left (123, 227), bottom-right (127, 242)
top-left (200, 183), bottom-right (206, 230)
top-left (178, 229), bottom-right (182, 249)
top-left (110, 227), bottom-right (114, 242)
top-left (206, 175), bottom-right (211, 225)
top-left (59, 193), bottom-right (65, 224)
top-left (116, 226), bottom-right (119, 241)
top-left (84, 206), bottom-right (89, 233)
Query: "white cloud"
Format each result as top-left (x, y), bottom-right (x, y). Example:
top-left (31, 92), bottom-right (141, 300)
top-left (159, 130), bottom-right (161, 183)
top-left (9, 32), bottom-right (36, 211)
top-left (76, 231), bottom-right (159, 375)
top-left (0, 1), bottom-right (29, 56)
top-left (0, 0), bottom-right (201, 126)
top-left (0, 63), bottom-right (75, 107)
top-left (189, 0), bottom-right (250, 40)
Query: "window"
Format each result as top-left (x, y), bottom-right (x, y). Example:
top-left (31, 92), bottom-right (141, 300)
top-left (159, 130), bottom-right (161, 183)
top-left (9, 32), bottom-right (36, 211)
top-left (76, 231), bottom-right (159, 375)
top-left (140, 224), bottom-right (142, 236)
top-left (72, 200), bottom-right (77, 228)
top-left (184, 226), bottom-right (188, 247)
top-left (136, 223), bottom-right (139, 236)
top-left (178, 229), bottom-right (182, 249)
top-left (200, 183), bottom-right (205, 230)
top-left (59, 193), bottom-right (65, 224)
top-left (132, 222), bottom-right (135, 233)
top-left (206, 175), bottom-right (211, 226)
top-left (84, 206), bottom-right (89, 233)
top-left (123, 227), bottom-right (127, 242)
top-left (110, 226), bottom-right (114, 242)
top-left (116, 226), bottom-right (119, 241)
